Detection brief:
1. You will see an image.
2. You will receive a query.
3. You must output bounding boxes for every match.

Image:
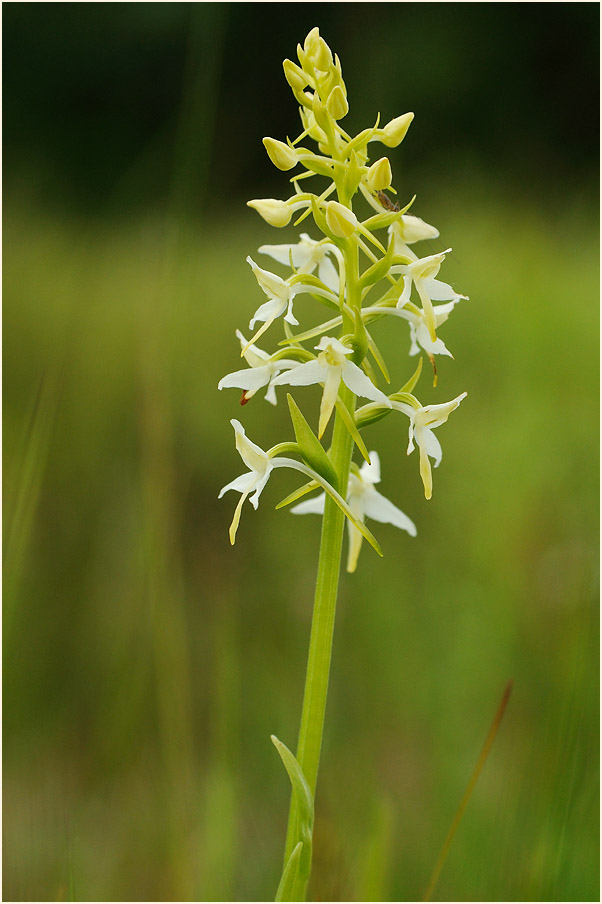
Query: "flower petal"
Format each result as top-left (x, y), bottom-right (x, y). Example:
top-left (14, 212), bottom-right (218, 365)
top-left (341, 361), bottom-right (391, 405)
top-left (290, 493), bottom-right (326, 515)
top-left (218, 364), bottom-right (273, 392)
top-left (363, 487), bottom-right (417, 536)
top-left (271, 360), bottom-right (327, 388)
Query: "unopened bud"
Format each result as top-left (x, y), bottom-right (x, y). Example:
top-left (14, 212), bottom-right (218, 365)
top-left (314, 36), bottom-right (333, 72)
top-left (283, 59), bottom-right (308, 92)
top-left (326, 85), bottom-right (349, 120)
top-left (303, 27), bottom-right (321, 58)
top-left (263, 137), bottom-right (298, 171)
top-left (326, 201), bottom-right (358, 238)
top-left (247, 199), bottom-right (292, 228)
top-left (380, 112), bottom-right (414, 147)
top-left (365, 157), bottom-right (392, 192)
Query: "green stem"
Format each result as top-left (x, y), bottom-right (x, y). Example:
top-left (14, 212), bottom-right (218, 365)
top-left (281, 242), bottom-right (360, 899)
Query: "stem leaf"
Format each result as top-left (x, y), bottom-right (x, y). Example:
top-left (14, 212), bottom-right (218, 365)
top-left (287, 394), bottom-right (339, 491)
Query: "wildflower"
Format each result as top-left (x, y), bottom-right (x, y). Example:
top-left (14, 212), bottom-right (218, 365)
top-left (292, 452), bottom-right (416, 572)
top-left (218, 331), bottom-right (299, 405)
top-left (246, 256), bottom-right (337, 347)
top-left (388, 214), bottom-right (440, 261)
top-left (218, 419), bottom-right (277, 544)
top-left (393, 249), bottom-right (467, 343)
top-left (272, 336), bottom-right (391, 438)
top-left (391, 393), bottom-right (467, 499)
top-left (364, 299), bottom-right (460, 358)
top-left (259, 234), bottom-right (340, 292)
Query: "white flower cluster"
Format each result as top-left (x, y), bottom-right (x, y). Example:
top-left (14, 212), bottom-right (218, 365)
top-left (218, 27), bottom-right (467, 571)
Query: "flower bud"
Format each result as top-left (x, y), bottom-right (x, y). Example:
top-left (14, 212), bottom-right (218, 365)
top-left (380, 112), bottom-right (414, 147)
top-left (283, 59), bottom-right (308, 92)
top-left (314, 36), bottom-right (333, 72)
top-left (365, 157), bottom-right (392, 192)
top-left (263, 137), bottom-right (298, 171)
top-left (326, 85), bottom-right (349, 120)
top-left (303, 27), bottom-right (321, 58)
top-left (311, 93), bottom-right (331, 134)
top-left (247, 199), bottom-right (292, 228)
top-left (326, 201), bottom-right (358, 238)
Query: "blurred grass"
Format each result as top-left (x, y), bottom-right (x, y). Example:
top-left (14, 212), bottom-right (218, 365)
top-left (3, 183), bottom-right (598, 901)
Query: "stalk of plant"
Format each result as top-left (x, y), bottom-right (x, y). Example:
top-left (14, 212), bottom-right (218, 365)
top-left (218, 27), bottom-right (467, 901)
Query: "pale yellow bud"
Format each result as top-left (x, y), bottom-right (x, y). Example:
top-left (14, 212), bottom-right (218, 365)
top-left (365, 157), bottom-right (392, 192)
top-left (303, 27), bottom-right (321, 58)
top-left (314, 36), bottom-right (333, 72)
top-left (283, 59), bottom-right (308, 92)
top-left (247, 199), bottom-right (292, 228)
top-left (263, 137), bottom-right (298, 171)
top-left (380, 112), bottom-right (414, 147)
top-left (325, 201), bottom-right (358, 238)
top-left (326, 85), bottom-right (349, 120)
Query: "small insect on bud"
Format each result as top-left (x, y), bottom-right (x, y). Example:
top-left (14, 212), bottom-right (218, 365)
top-left (374, 190), bottom-right (400, 212)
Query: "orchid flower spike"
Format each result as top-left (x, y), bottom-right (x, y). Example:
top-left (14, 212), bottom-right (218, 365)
top-left (391, 393), bottom-right (467, 499)
top-left (292, 452), bottom-right (416, 572)
top-left (218, 330), bottom-right (299, 405)
top-left (272, 336), bottom-right (391, 438)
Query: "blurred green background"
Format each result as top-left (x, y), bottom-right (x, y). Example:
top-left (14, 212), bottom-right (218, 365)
top-left (3, 3), bottom-right (599, 901)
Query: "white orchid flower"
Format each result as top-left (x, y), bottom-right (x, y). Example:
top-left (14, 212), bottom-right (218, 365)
top-left (219, 420), bottom-right (385, 555)
top-left (363, 299), bottom-right (460, 359)
top-left (391, 393), bottom-right (467, 500)
top-left (392, 250), bottom-right (467, 344)
top-left (271, 336), bottom-right (391, 438)
top-left (246, 256), bottom-right (337, 349)
top-left (218, 330), bottom-right (299, 405)
top-left (291, 452), bottom-right (416, 572)
top-left (388, 214), bottom-right (440, 261)
top-left (259, 233), bottom-right (340, 293)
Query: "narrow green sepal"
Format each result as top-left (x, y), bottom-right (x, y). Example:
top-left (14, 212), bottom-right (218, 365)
top-left (367, 332), bottom-right (391, 384)
top-left (334, 399), bottom-right (371, 464)
top-left (349, 307), bottom-right (369, 365)
top-left (310, 196), bottom-right (338, 244)
top-left (343, 149), bottom-right (363, 199)
top-left (359, 234), bottom-right (396, 290)
top-left (276, 842), bottom-right (304, 903)
top-left (287, 395), bottom-right (339, 491)
top-left (399, 357), bottom-right (423, 393)
top-left (278, 315), bottom-right (343, 346)
top-left (275, 480), bottom-right (319, 510)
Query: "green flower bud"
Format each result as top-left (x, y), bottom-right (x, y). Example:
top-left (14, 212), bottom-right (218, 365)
top-left (365, 157), bottom-right (393, 192)
top-left (379, 112), bottom-right (414, 147)
top-left (325, 201), bottom-right (358, 238)
top-left (247, 198), bottom-right (292, 227)
top-left (283, 59), bottom-right (308, 92)
top-left (263, 137), bottom-right (298, 171)
top-left (326, 85), bottom-right (349, 120)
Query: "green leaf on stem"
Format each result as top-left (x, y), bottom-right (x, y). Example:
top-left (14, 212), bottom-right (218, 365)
top-left (272, 736), bottom-right (314, 902)
top-left (287, 395), bottom-right (339, 491)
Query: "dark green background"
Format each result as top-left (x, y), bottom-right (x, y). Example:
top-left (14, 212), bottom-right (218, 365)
top-left (4, 3), bottom-right (599, 901)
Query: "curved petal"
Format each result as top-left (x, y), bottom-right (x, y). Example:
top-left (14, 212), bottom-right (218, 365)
top-left (341, 362), bottom-right (391, 405)
top-left (424, 277), bottom-right (466, 302)
top-left (249, 297), bottom-right (286, 329)
top-left (359, 452), bottom-right (381, 484)
top-left (364, 487), bottom-right (417, 536)
top-left (218, 364), bottom-right (272, 392)
top-left (218, 472), bottom-right (256, 498)
top-left (318, 255), bottom-right (340, 293)
top-left (290, 493), bottom-right (326, 515)
top-left (272, 360), bottom-right (327, 388)
top-left (422, 427), bottom-right (443, 467)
